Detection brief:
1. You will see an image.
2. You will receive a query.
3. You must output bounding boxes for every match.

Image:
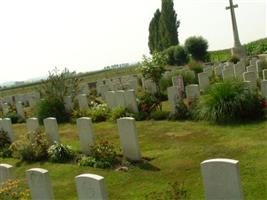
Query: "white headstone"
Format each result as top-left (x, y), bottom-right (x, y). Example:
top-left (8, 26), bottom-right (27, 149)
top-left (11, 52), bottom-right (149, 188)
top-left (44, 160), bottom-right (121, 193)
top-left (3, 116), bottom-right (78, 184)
top-left (105, 91), bottom-right (116, 109)
top-left (124, 90), bottom-right (139, 113)
top-left (203, 66), bottom-right (213, 77)
top-left (261, 80), bottom-right (267, 99)
top-left (63, 96), bottom-right (72, 112)
top-left (15, 101), bottom-right (25, 119)
top-left (26, 168), bottom-right (54, 200)
top-left (0, 164), bottom-right (13, 184)
top-left (247, 65), bottom-right (257, 73)
top-left (75, 174), bottom-right (108, 200)
top-left (201, 158), bottom-right (243, 200)
top-left (77, 117), bottom-right (94, 154)
top-left (243, 71), bottom-right (257, 89)
top-left (263, 69), bottom-right (267, 80)
top-left (185, 84), bottom-right (200, 101)
top-left (198, 72), bottom-right (210, 91)
top-left (26, 118), bottom-right (40, 135)
top-left (222, 68), bottom-right (235, 80)
top-left (43, 117), bottom-right (60, 143)
top-left (78, 94), bottom-right (89, 110)
top-left (167, 86), bottom-right (179, 114)
top-left (115, 90), bottom-right (126, 108)
top-left (1, 118), bottom-right (14, 142)
top-left (234, 62), bottom-right (246, 79)
top-left (214, 65), bottom-right (223, 77)
top-left (117, 117), bottom-right (141, 161)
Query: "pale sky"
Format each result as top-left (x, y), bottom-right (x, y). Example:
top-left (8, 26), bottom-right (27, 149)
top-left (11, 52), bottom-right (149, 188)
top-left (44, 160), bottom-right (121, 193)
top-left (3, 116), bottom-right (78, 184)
top-left (0, 0), bottom-right (266, 84)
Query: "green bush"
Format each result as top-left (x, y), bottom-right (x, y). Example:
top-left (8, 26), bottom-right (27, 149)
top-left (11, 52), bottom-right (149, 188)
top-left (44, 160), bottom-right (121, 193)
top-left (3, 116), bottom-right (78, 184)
top-left (188, 61), bottom-right (204, 75)
top-left (11, 132), bottom-right (49, 162)
top-left (36, 98), bottom-right (70, 124)
top-left (0, 131), bottom-right (12, 158)
top-left (137, 93), bottom-right (162, 119)
top-left (229, 56), bottom-right (240, 64)
top-left (244, 38), bottom-right (267, 56)
top-left (170, 100), bottom-right (191, 120)
top-left (185, 36), bottom-right (209, 61)
top-left (164, 45), bottom-right (189, 66)
top-left (150, 110), bottom-right (169, 120)
top-left (109, 107), bottom-right (133, 122)
top-left (174, 69), bottom-right (198, 86)
top-left (208, 49), bottom-right (231, 63)
top-left (48, 142), bottom-right (75, 163)
top-left (160, 77), bottom-right (173, 93)
top-left (193, 80), bottom-right (265, 123)
top-left (78, 141), bottom-right (117, 169)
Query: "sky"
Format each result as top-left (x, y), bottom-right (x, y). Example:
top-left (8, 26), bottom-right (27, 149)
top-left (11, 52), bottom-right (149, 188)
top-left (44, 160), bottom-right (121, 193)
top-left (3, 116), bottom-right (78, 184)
top-left (0, 0), bottom-right (266, 84)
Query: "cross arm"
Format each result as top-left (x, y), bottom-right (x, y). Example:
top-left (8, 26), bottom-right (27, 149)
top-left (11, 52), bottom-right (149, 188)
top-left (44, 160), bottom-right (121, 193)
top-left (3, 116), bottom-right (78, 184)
top-left (226, 4), bottom-right (238, 10)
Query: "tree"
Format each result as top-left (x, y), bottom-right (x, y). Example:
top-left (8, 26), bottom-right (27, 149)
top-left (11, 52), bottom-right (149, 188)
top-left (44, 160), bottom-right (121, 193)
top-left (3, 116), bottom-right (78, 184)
top-left (164, 45), bottom-right (189, 66)
top-left (148, 9), bottom-right (162, 53)
top-left (159, 0), bottom-right (180, 50)
top-left (184, 36), bottom-right (209, 61)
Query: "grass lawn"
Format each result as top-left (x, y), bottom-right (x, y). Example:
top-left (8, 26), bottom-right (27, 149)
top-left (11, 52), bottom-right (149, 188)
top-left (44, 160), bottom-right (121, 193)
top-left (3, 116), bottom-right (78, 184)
top-left (1, 118), bottom-right (267, 199)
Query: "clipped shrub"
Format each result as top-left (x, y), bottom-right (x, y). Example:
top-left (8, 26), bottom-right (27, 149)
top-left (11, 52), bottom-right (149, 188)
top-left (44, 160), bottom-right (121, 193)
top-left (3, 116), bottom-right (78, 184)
top-left (193, 80), bottom-right (265, 123)
top-left (185, 36), bottom-right (209, 61)
top-left (109, 107), bottom-right (133, 122)
top-left (164, 45), bottom-right (189, 66)
top-left (10, 132), bottom-right (49, 162)
top-left (150, 110), bottom-right (169, 120)
top-left (36, 98), bottom-right (70, 124)
top-left (48, 142), bottom-right (75, 163)
top-left (78, 141), bottom-right (117, 169)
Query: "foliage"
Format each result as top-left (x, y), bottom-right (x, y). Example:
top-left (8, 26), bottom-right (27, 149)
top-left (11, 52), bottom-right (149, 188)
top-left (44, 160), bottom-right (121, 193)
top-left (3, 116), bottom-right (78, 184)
top-left (174, 69), bottom-right (197, 86)
top-left (244, 37), bottom-right (267, 56)
top-left (185, 36), bottom-right (209, 61)
top-left (164, 45), bottom-right (189, 66)
top-left (40, 67), bottom-right (81, 102)
top-left (109, 107), bottom-right (133, 122)
top-left (146, 181), bottom-right (189, 200)
top-left (0, 179), bottom-right (30, 200)
top-left (139, 52), bottom-right (167, 92)
top-left (150, 110), bottom-right (169, 120)
top-left (229, 56), bottom-right (240, 64)
top-left (159, 0), bottom-right (180, 50)
top-left (137, 93), bottom-right (162, 120)
top-left (208, 49), bottom-right (231, 63)
top-left (193, 80), bottom-right (265, 123)
top-left (10, 132), bottom-right (49, 162)
top-left (187, 61), bottom-right (204, 75)
top-left (78, 141), bottom-right (117, 169)
top-left (48, 142), bottom-right (75, 163)
top-left (170, 100), bottom-right (191, 120)
top-left (148, 9), bottom-right (162, 53)
top-left (72, 104), bottom-right (110, 122)
top-left (3, 104), bottom-right (25, 124)
top-left (159, 77), bottom-right (173, 93)
top-left (0, 131), bottom-right (12, 158)
top-left (36, 98), bottom-right (70, 124)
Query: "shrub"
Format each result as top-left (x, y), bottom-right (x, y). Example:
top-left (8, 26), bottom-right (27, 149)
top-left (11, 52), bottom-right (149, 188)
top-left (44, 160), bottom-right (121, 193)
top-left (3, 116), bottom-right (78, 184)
top-left (11, 132), bottom-right (49, 162)
top-left (0, 179), bottom-right (30, 200)
top-left (159, 77), bottom-right (173, 93)
top-left (174, 69), bottom-right (198, 86)
top-left (193, 80), bottom-right (265, 123)
top-left (137, 93), bottom-right (162, 119)
top-left (36, 98), bottom-right (70, 124)
top-left (48, 142), bottom-right (75, 163)
top-left (188, 61), bottom-right (204, 75)
top-left (78, 141), bottom-right (117, 169)
top-left (185, 36), bottom-right (209, 61)
top-left (170, 100), bottom-right (191, 120)
top-left (150, 110), bottom-right (169, 120)
top-left (0, 131), bottom-right (12, 158)
top-left (109, 107), bottom-right (133, 122)
top-left (229, 56), bottom-right (240, 64)
top-left (164, 45), bottom-right (189, 66)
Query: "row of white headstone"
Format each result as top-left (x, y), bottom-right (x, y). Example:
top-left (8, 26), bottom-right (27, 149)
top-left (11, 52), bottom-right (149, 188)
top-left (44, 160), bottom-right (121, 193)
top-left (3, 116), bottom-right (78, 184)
top-left (0, 164), bottom-right (108, 200)
top-left (0, 158), bottom-right (243, 200)
top-left (1, 116), bottom-right (142, 161)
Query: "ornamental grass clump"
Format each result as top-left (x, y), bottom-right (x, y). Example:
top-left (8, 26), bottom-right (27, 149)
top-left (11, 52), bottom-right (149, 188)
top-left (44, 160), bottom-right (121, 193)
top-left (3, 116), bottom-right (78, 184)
top-left (193, 80), bottom-right (265, 123)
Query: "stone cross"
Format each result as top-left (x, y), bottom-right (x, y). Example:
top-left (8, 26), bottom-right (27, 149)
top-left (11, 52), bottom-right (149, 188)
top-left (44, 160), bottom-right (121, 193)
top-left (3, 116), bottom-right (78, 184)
top-left (226, 0), bottom-right (246, 58)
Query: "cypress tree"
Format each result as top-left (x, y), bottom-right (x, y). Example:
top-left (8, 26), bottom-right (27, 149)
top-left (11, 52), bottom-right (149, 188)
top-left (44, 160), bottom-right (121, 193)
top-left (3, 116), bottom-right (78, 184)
top-left (159, 0), bottom-right (180, 50)
top-left (148, 9), bottom-right (161, 54)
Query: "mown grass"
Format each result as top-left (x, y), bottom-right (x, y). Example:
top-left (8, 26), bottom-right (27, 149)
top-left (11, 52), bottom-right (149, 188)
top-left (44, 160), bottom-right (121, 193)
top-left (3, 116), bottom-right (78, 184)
top-left (1, 118), bottom-right (267, 199)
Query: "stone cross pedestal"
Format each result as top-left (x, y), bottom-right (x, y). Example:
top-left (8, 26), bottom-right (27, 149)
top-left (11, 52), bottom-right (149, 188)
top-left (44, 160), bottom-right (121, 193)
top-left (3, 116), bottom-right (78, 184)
top-left (226, 0), bottom-right (246, 59)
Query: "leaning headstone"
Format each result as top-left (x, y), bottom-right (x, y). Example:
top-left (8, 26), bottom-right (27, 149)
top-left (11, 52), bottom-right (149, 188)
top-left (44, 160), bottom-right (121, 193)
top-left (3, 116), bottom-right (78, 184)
top-left (75, 174), bottom-right (108, 200)
top-left (198, 72), bottom-right (210, 91)
top-left (167, 86), bottom-right (179, 114)
top-left (26, 118), bottom-right (40, 135)
top-left (261, 80), bottom-right (267, 99)
top-left (26, 168), bottom-right (54, 200)
top-left (105, 91), bottom-right (116, 109)
top-left (15, 101), bottom-right (25, 119)
top-left (243, 71), bottom-right (257, 89)
top-left (78, 94), bottom-right (89, 110)
top-left (77, 117), bottom-right (94, 154)
top-left (124, 90), bottom-right (139, 113)
top-left (117, 117), bottom-right (141, 161)
top-left (1, 118), bottom-right (14, 142)
top-left (201, 159), bottom-right (243, 200)
top-left (115, 90), bottom-right (126, 108)
top-left (43, 117), bottom-right (60, 143)
top-left (185, 84), bottom-right (200, 101)
top-left (63, 96), bottom-right (72, 112)
top-left (0, 164), bottom-right (13, 184)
